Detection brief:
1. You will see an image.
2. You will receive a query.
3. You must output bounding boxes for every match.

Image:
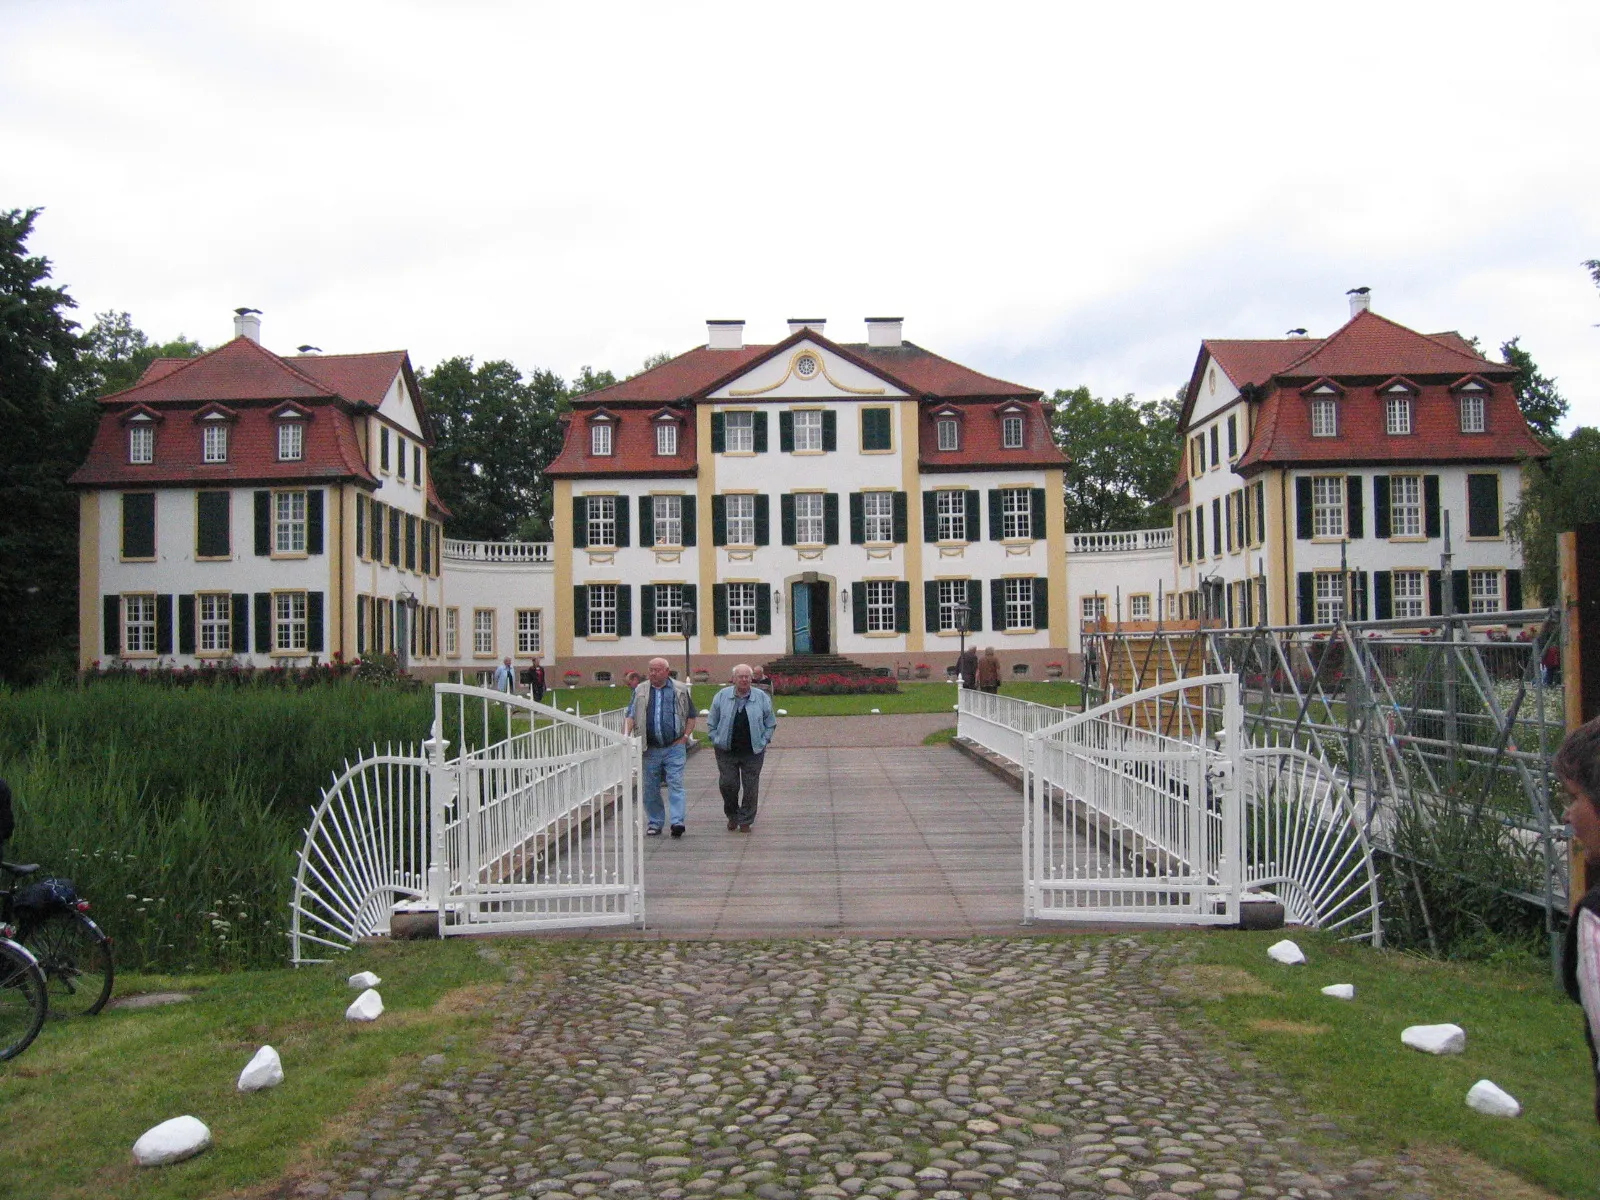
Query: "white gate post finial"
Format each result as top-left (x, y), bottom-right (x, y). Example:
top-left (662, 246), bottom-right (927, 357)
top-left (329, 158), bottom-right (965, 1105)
top-left (424, 716), bottom-right (453, 933)
top-left (1221, 680), bottom-right (1246, 923)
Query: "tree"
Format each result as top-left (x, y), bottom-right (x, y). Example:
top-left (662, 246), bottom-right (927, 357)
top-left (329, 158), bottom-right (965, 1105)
top-left (1508, 428), bottom-right (1600, 604)
top-left (77, 310), bottom-right (204, 400)
top-left (1498, 337), bottom-right (1566, 444)
top-left (635, 351), bottom-right (673, 376)
top-left (1049, 387), bottom-right (1180, 532)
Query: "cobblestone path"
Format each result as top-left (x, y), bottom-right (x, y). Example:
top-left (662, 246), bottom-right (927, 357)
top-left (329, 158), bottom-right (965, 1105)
top-left (295, 937), bottom-right (1438, 1200)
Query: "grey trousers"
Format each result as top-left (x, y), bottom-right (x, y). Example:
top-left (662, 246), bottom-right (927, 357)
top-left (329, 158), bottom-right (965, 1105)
top-left (715, 748), bottom-right (765, 827)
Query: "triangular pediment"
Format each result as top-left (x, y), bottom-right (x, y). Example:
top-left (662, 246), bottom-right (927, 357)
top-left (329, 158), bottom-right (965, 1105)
top-left (705, 337), bottom-right (908, 401)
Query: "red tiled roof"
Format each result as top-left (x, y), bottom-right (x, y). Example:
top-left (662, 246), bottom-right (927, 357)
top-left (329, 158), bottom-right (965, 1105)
top-left (1275, 310), bottom-right (1506, 380)
top-left (918, 399), bottom-right (1066, 472)
top-left (290, 350), bottom-right (409, 408)
top-left (545, 408), bottom-right (697, 479)
top-left (105, 336), bottom-right (337, 405)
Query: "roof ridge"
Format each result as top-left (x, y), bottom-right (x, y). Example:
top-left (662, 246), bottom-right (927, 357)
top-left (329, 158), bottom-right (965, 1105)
top-left (103, 336), bottom-right (339, 405)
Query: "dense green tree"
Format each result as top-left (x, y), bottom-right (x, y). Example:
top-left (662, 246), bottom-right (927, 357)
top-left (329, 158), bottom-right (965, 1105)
top-left (1508, 427), bottom-right (1600, 604)
top-left (1049, 387), bottom-right (1180, 532)
top-left (77, 310), bottom-right (204, 400)
top-left (1498, 337), bottom-right (1567, 444)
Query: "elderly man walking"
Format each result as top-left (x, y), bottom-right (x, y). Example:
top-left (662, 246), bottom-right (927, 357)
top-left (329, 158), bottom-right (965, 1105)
top-left (707, 664), bottom-right (777, 833)
top-left (623, 657), bottom-right (696, 838)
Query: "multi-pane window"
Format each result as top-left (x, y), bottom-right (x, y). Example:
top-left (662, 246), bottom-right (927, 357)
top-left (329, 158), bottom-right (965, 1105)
top-left (1459, 392), bottom-right (1486, 433)
top-left (1314, 573), bottom-right (1345, 623)
top-left (726, 582), bottom-right (758, 635)
top-left (129, 425), bottom-right (153, 463)
top-left (1002, 415), bottom-right (1024, 449)
top-left (1469, 570), bottom-right (1502, 614)
top-left (793, 410), bottom-right (823, 452)
top-left (277, 422), bottom-right (304, 461)
top-left (793, 493), bottom-right (825, 544)
top-left (1312, 476), bottom-right (1344, 538)
top-left (656, 422), bottom-right (677, 456)
top-left (653, 495), bottom-right (682, 546)
top-left (725, 494), bottom-right (756, 545)
top-left (516, 609), bottom-right (542, 654)
top-left (937, 579), bottom-right (969, 633)
top-left (590, 422), bottom-right (613, 456)
top-left (1385, 391), bottom-right (1412, 435)
top-left (199, 594), bottom-right (231, 651)
top-left (444, 608), bottom-right (459, 656)
top-left (862, 492), bottom-right (894, 543)
top-left (1393, 571), bottom-right (1426, 619)
top-left (655, 584), bottom-right (684, 635)
top-left (1130, 593), bottom-right (1151, 619)
top-left (586, 586), bottom-right (617, 637)
top-left (203, 422), bottom-right (229, 463)
top-left (936, 490), bottom-right (966, 541)
top-left (123, 594), bottom-right (156, 654)
top-left (1004, 578), bottom-right (1036, 631)
top-left (1081, 595), bottom-right (1106, 621)
top-left (473, 608), bottom-right (495, 653)
top-left (275, 591), bottom-right (308, 651)
top-left (1311, 398), bottom-right (1338, 437)
top-left (864, 580), bottom-right (897, 633)
top-left (1390, 474), bottom-right (1422, 537)
top-left (937, 418), bottom-right (959, 451)
top-left (275, 490), bottom-right (307, 553)
top-left (725, 412), bottom-right (754, 453)
top-left (587, 495), bottom-right (617, 547)
top-left (1000, 488), bottom-right (1032, 539)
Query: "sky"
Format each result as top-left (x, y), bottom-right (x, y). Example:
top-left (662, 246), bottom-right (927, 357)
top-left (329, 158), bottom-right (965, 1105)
top-left (6, 1), bottom-right (1599, 427)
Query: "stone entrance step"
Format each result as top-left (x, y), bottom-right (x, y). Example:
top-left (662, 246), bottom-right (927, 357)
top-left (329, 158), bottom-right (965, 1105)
top-left (761, 653), bottom-right (884, 678)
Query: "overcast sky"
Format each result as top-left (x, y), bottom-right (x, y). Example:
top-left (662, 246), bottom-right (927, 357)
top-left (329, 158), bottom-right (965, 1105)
top-left (6, 1), bottom-right (1599, 426)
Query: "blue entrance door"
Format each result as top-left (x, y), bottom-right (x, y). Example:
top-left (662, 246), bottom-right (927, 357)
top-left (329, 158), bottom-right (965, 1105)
top-left (792, 583), bottom-right (812, 653)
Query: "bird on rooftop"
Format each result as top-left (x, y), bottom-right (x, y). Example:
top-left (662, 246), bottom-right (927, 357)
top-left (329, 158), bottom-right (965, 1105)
top-left (1345, 287), bottom-right (1370, 296)
top-left (234, 306), bottom-right (261, 315)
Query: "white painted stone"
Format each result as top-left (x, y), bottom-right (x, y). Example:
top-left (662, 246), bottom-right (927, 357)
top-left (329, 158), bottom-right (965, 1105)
top-left (132, 1115), bottom-right (212, 1166)
top-left (1402, 1023), bottom-right (1465, 1054)
top-left (237, 1045), bottom-right (283, 1092)
top-left (1466, 1079), bottom-right (1521, 1117)
top-left (348, 970), bottom-right (381, 989)
top-left (1266, 939), bottom-right (1306, 965)
top-left (1321, 984), bottom-right (1355, 1000)
top-left (777, 709), bottom-right (788, 716)
top-left (871, 708), bottom-right (881, 714)
top-left (346, 988), bottom-right (385, 1021)
top-left (700, 708), bottom-right (710, 716)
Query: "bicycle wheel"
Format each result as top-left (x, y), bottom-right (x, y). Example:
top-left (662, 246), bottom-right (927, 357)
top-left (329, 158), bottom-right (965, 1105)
top-left (0, 940), bottom-right (47, 1061)
top-left (24, 912), bottom-right (113, 1018)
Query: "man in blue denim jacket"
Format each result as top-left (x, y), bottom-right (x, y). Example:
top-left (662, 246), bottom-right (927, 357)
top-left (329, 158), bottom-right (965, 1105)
top-left (624, 657), bottom-right (696, 838)
top-left (707, 664), bottom-right (778, 832)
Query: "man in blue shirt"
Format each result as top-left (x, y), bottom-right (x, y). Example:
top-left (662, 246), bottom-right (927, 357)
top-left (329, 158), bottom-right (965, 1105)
top-left (623, 657), bottom-right (696, 838)
top-left (707, 663), bottom-right (778, 832)
top-left (493, 656), bottom-right (515, 693)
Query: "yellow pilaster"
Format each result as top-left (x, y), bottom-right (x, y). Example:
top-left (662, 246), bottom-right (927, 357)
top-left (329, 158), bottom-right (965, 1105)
top-left (78, 492), bottom-right (100, 670)
top-left (554, 479), bottom-right (574, 661)
top-left (331, 485), bottom-right (347, 659)
top-left (901, 399), bottom-right (924, 653)
top-left (697, 403), bottom-right (719, 656)
top-left (1268, 468), bottom-right (1290, 624)
top-left (1044, 467), bottom-right (1067, 645)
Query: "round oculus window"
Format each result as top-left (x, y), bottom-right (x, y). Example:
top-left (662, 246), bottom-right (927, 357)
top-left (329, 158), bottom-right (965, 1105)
top-left (795, 354), bottom-right (818, 378)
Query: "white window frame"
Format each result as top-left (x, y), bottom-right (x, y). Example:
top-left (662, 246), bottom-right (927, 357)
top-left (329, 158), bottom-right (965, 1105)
top-left (724, 411), bottom-right (754, 453)
top-left (1001, 415), bottom-right (1024, 449)
top-left (936, 490), bottom-right (966, 542)
top-left (587, 585), bottom-right (617, 637)
top-left (937, 418), bottom-right (959, 451)
top-left (936, 579), bottom-right (968, 633)
top-left (1390, 474), bottom-right (1422, 538)
top-left (793, 410), bottom-right (823, 452)
top-left (274, 590), bottom-right (308, 652)
top-left (725, 493), bottom-right (755, 546)
top-left (1311, 397), bottom-right (1338, 437)
top-left (653, 494), bottom-right (682, 546)
top-left (277, 422), bottom-right (304, 462)
top-left (726, 582), bottom-right (757, 635)
top-left (586, 495), bottom-right (617, 548)
top-left (1311, 476), bottom-right (1344, 538)
top-left (1385, 391), bottom-right (1413, 435)
top-left (655, 421), bottom-right (678, 456)
top-left (591, 422), bottom-right (613, 456)
top-left (1130, 593), bottom-right (1151, 620)
top-left (793, 492), bottom-right (825, 545)
top-left (198, 593), bottom-right (231, 653)
top-left (128, 424), bottom-right (153, 464)
top-left (1393, 571), bottom-right (1425, 620)
top-left (1469, 569), bottom-right (1502, 615)
top-left (862, 491), bottom-right (894, 544)
top-left (864, 580), bottom-right (896, 633)
top-left (1314, 573), bottom-right (1346, 623)
top-left (1081, 595), bottom-right (1106, 622)
top-left (1003, 578), bottom-right (1036, 632)
top-left (1459, 392), bottom-right (1486, 433)
top-left (516, 609), bottom-right (542, 655)
top-left (473, 608), bottom-right (496, 655)
top-left (202, 422), bottom-right (229, 464)
top-left (274, 490), bottom-right (307, 554)
top-left (123, 593), bottom-right (157, 655)
top-left (1000, 488), bottom-right (1032, 540)
top-left (444, 607), bottom-right (459, 657)
top-left (654, 584), bottom-right (684, 635)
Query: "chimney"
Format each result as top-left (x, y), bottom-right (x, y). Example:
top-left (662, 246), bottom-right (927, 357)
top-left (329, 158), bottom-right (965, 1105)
top-left (865, 317), bottom-right (903, 349)
top-left (1346, 287), bottom-right (1371, 317)
top-left (233, 307), bottom-right (262, 342)
top-left (706, 319), bottom-right (744, 350)
top-left (787, 317), bottom-right (826, 336)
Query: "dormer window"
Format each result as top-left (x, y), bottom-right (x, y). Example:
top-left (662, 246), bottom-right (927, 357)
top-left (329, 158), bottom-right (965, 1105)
top-left (202, 421), bottom-right (229, 463)
top-left (1308, 385), bottom-right (1339, 437)
top-left (937, 417), bottom-right (959, 451)
top-left (128, 423), bottom-right (153, 464)
top-left (591, 419), bottom-right (613, 456)
top-left (1002, 415), bottom-right (1024, 449)
top-left (1383, 385), bottom-right (1413, 435)
top-left (656, 420), bottom-right (678, 456)
top-left (277, 421), bottom-right (304, 461)
top-left (1458, 383), bottom-right (1486, 433)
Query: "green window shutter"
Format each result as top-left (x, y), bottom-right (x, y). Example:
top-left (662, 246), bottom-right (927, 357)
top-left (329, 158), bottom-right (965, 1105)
top-left (822, 411), bottom-right (837, 451)
top-left (1427, 571), bottom-right (1442, 617)
top-left (1195, 506), bottom-right (1206, 558)
top-left (967, 579), bottom-right (984, 632)
top-left (892, 491), bottom-right (908, 543)
top-left (894, 582), bottom-right (910, 634)
top-left (780, 493), bottom-right (796, 546)
top-left (862, 408), bottom-right (891, 451)
top-left (711, 412), bottom-right (726, 454)
top-left (779, 411), bottom-right (794, 452)
top-left (1374, 572), bottom-right (1393, 620)
top-left (615, 498), bottom-right (631, 548)
top-left (990, 579), bottom-right (1006, 630)
top-left (572, 497), bottom-right (588, 549)
top-left (1373, 476), bottom-right (1391, 538)
top-left (370, 501), bottom-right (383, 561)
top-left (573, 586), bottom-right (589, 637)
top-left (852, 582), bottom-right (867, 634)
top-left (197, 491), bottom-right (230, 557)
top-left (823, 492), bottom-right (839, 545)
top-left (923, 582), bottom-right (939, 632)
top-left (178, 594), bottom-right (196, 654)
top-left (713, 584), bottom-right (728, 636)
top-left (753, 412), bottom-right (768, 453)
top-left (923, 491), bottom-right (938, 542)
top-left (1295, 477), bottom-right (1313, 540)
top-left (388, 508), bottom-right (401, 565)
top-left (681, 496), bottom-right (697, 546)
top-left (355, 494), bottom-right (366, 558)
top-left (307, 591), bottom-right (325, 652)
top-left (1352, 571), bottom-right (1368, 621)
top-left (1032, 577), bottom-right (1048, 630)
top-left (103, 595), bottom-right (120, 655)
top-left (255, 592), bottom-right (272, 652)
top-left (642, 584), bottom-right (656, 637)
top-left (421, 520), bottom-right (433, 574)
top-left (1467, 473), bottom-right (1500, 537)
top-left (1452, 570), bottom-right (1470, 614)
top-left (965, 491), bottom-right (981, 541)
top-left (1030, 488), bottom-right (1047, 539)
top-left (232, 593), bottom-right (249, 652)
top-left (254, 490), bottom-right (271, 555)
top-left (156, 594), bottom-right (174, 654)
top-left (682, 585), bottom-right (697, 633)
top-left (849, 492), bottom-right (865, 544)
top-left (122, 492), bottom-right (155, 558)
top-left (754, 494), bottom-right (770, 545)
top-left (1254, 481), bottom-right (1265, 544)
top-left (989, 488), bottom-right (1005, 542)
top-left (1227, 414), bottom-right (1237, 458)
top-left (712, 495), bottom-right (727, 546)
top-left (638, 496), bottom-right (655, 548)
top-left (1297, 573), bottom-right (1315, 624)
top-left (1345, 476), bottom-right (1363, 538)
top-left (405, 515), bottom-right (417, 570)
top-left (1424, 475), bottom-right (1442, 538)
top-left (356, 596), bottom-right (367, 655)
top-left (616, 586), bottom-right (632, 637)
top-left (307, 489), bottom-right (324, 555)
top-left (756, 583), bottom-right (772, 635)
top-left (1507, 569), bottom-right (1523, 610)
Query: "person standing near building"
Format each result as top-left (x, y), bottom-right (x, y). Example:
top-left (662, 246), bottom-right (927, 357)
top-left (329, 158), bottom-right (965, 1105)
top-left (493, 656), bottom-right (515, 693)
top-left (527, 656), bottom-right (547, 703)
top-left (708, 664), bottom-right (777, 833)
top-left (977, 647), bottom-right (1001, 694)
top-left (956, 645), bottom-right (978, 691)
top-left (1557, 716), bottom-right (1600, 1124)
top-left (623, 657), bottom-right (695, 838)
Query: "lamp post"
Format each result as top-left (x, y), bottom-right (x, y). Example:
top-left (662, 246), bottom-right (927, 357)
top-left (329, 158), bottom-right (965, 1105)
top-left (396, 587), bottom-right (417, 670)
top-left (954, 601), bottom-right (971, 687)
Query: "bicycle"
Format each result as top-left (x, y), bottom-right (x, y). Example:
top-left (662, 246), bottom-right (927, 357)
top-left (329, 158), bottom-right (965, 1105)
top-left (0, 933), bottom-right (47, 1060)
top-left (0, 860), bottom-right (114, 1018)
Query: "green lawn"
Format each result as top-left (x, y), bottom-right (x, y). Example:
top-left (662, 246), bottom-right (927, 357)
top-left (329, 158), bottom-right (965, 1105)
top-left (1167, 929), bottom-right (1599, 1198)
top-left (550, 679), bottom-right (1082, 717)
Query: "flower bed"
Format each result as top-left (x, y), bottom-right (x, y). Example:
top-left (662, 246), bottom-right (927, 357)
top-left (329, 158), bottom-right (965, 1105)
top-left (82, 654), bottom-right (419, 689)
top-left (769, 672), bottom-right (900, 696)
